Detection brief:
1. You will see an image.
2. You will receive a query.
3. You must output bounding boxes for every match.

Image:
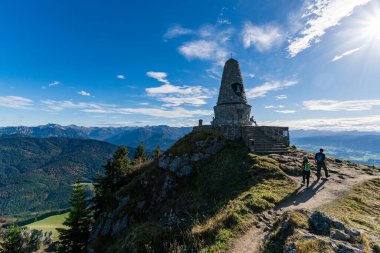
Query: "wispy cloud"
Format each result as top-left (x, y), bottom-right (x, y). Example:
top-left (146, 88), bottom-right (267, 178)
top-left (241, 22), bottom-right (284, 52)
top-left (275, 110), bottom-right (296, 114)
top-left (265, 105), bottom-right (284, 109)
top-left (263, 115), bottom-right (380, 132)
top-left (145, 72), bottom-right (212, 107)
top-left (164, 25), bottom-right (194, 39)
top-left (77, 90), bottom-right (91, 96)
top-left (217, 19), bottom-right (231, 25)
top-left (146, 83), bottom-right (204, 95)
top-left (178, 40), bottom-right (228, 65)
top-left (177, 25), bottom-right (233, 66)
top-left (0, 96), bottom-right (33, 109)
top-left (115, 107), bottom-right (212, 118)
top-left (40, 99), bottom-right (211, 119)
top-left (116, 74), bottom-right (125, 79)
top-left (146, 71), bottom-right (169, 84)
top-left (288, 0), bottom-right (372, 57)
top-left (48, 81), bottom-right (60, 87)
top-left (246, 80), bottom-right (297, 99)
top-left (41, 100), bottom-right (114, 112)
top-left (303, 99), bottom-right (380, 111)
top-left (331, 47), bottom-right (361, 62)
top-left (276, 94), bottom-right (288, 100)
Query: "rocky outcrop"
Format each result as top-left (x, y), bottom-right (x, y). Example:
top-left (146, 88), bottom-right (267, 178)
top-left (158, 136), bottom-right (225, 176)
top-left (265, 210), bottom-right (366, 253)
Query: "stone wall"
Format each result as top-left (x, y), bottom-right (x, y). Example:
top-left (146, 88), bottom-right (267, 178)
top-left (193, 125), bottom-right (244, 141)
top-left (212, 103), bottom-right (252, 126)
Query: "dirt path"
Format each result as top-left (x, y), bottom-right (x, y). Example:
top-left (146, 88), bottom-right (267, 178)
top-left (229, 153), bottom-right (380, 253)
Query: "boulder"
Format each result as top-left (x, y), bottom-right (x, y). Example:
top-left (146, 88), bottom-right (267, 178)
top-left (169, 156), bottom-right (182, 172)
top-left (178, 165), bottom-right (192, 176)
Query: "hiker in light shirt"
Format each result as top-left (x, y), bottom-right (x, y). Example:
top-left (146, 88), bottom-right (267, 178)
top-left (302, 155), bottom-right (311, 187)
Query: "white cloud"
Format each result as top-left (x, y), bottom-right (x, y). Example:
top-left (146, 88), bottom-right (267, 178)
top-left (146, 83), bottom-right (203, 95)
top-left (178, 40), bottom-right (228, 65)
top-left (164, 25), bottom-right (194, 39)
top-left (303, 99), bottom-right (380, 111)
top-left (48, 81), bottom-right (60, 87)
top-left (158, 96), bottom-right (209, 107)
top-left (41, 99), bottom-right (212, 119)
top-left (116, 75), bottom-right (125, 79)
top-left (265, 105), bottom-right (285, 109)
top-left (288, 0), bottom-right (372, 57)
top-left (331, 47), bottom-right (361, 62)
top-left (146, 71), bottom-right (169, 84)
top-left (276, 94), bottom-right (288, 100)
top-left (217, 18), bottom-right (231, 25)
top-left (241, 22), bottom-right (284, 51)
top-left (41, 100), bottom-right (114, 112)
top-left (115, 107), bottom-right (212, 118)
top-left (262, 115), bottom-right (380, 132)
top-left (146, 83), bottom-right (212, 107)
top-left (248, 73), bottom-right (255, 78)
top-left (177, 25), bottom-right (233, 66)
top-left (246, 80), bottom-right (297, 99)
top-left (275, 110), bottom-right (296, 114)
top-left (139, 102), bottom-right (150, 106)
top-left (77, 90), bottom-right (91, 96)
top-left (0, 96), bottom-right (33, 109)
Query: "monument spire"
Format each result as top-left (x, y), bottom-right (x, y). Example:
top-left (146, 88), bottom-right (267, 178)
top-left (212, 58), bottom-right (251, 126)
top-left (216, 58), bottom-right (248, 105)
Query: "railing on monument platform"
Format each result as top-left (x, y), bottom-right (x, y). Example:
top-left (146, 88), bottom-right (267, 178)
top-left (257, 126), bottom-right (290, 146)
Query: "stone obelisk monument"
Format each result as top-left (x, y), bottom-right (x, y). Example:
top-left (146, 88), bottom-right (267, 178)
top-left (194, 58), bottom-right (289, 153)
top-left (212, 58), bottom-right (252, 127)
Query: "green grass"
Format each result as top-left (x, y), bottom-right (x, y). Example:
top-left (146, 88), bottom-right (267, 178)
top-left (92, 135), bottom-right (298, 253)
top-left (27, 212), bottom-right (68, 240)
top-left (322, 178), bottom-right (380, 251)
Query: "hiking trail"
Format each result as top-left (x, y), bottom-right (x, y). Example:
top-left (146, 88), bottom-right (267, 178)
top-left (229, 152), bottom-right (380, 253)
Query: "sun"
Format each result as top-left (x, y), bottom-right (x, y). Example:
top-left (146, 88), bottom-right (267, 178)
top-left (361, 10), bottom-right (380, 42)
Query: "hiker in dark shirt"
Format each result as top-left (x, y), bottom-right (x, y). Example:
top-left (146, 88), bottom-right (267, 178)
top-left (302, 155), bottom-right (311, 187)
top-left (315, 148), bottom-right (329, 179)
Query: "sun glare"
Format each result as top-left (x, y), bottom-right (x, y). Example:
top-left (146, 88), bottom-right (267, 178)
top-left (362, 11), bottom-right (380, 41)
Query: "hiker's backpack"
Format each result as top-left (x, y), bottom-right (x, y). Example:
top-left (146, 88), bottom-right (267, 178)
top-left (315, 153), bottom-right (324, 163)
top-left (304, 163), bottom-right (311, 171)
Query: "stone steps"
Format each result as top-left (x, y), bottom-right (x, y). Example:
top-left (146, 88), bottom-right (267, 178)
top-left (243, 126), bottom-right (288, 154)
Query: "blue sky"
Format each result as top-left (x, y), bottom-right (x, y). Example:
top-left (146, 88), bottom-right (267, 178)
top-left (1, 0), bottom-right (380, 131)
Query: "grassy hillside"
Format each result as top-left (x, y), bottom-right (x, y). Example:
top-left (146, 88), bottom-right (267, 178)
top-left (322, 178), bottom-right (380, 251)
top-left (261, 178), bottom-right (380, 253)
top-left (0, 136), bottom-right (119, 215)
top-left (26, 212), bottom-right (68, 240)
top-left (90, 131), bottom-right (298, 252)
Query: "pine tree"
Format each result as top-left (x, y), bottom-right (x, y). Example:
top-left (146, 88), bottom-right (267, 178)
top-left (152, 144), bottom-right (161, 159)
top-left (93, 146), bottom-right (131, 216)
top-left (0, 226), bottom-right (23, 253)
top-left (134, 142), bottom-right (148, 165)
top-left (58, 181), bottom-right (92, 253)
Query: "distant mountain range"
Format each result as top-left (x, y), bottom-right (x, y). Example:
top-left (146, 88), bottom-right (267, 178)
top-left (0, 124), bottom-right (192, 151)
top-left (0, 125), bottom-right (379, 216)
top-left (0, 136), bottom-right (119, 215)
top-left (291, 130), bottom-right (380, 166)
top-left (1, 125), bottom-right (379, 165)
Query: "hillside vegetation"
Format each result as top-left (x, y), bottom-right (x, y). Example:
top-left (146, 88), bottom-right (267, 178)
top-left (89, 131), bottom-right (298, 252)
top-left (0, 136), bottom-right (118, 215)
